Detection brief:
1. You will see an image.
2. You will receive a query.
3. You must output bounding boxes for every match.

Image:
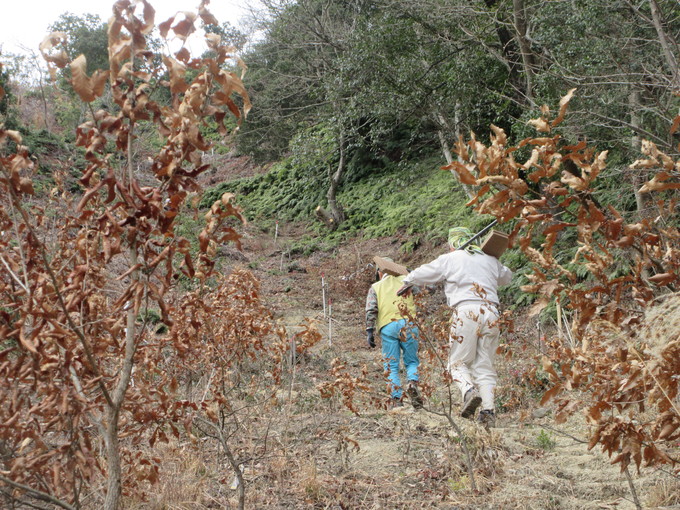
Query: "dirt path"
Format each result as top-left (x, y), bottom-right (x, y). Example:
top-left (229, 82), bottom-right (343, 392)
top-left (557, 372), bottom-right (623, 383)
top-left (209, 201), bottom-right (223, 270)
top-left (228, 225), bottom-right (675, 509)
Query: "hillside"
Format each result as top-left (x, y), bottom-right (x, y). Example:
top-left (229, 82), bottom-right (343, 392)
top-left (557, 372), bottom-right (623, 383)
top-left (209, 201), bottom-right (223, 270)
top-left (1, 1), bottom-right (679, 508)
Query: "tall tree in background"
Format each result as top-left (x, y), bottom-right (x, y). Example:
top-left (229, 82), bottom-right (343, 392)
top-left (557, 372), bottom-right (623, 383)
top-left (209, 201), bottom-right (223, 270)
top-left (526, 0), bottom-right (680, 219)
top-left (48, 13), bottom-right (109, 74)
top-left (239, 0), bottom-right (375, 228)
top-left (238, 0), bottom-right (678, 226)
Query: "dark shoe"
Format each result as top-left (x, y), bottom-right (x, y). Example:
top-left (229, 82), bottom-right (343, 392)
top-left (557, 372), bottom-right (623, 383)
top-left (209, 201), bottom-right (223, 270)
top-left (391, 397), bottom-right (404, 409)
top-left (477, 409), bottom-right (496, 429)
top-left (460, 388), bottom-right (482, 419)
top-left (406, 381), bottom-right (424, 410)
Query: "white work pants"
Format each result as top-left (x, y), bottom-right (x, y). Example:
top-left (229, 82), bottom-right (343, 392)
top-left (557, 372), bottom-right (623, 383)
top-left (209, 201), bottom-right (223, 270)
top-left (448, 302), bottom-right (500, 411)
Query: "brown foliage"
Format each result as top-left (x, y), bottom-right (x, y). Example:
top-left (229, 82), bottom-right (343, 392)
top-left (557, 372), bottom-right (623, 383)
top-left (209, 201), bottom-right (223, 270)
top-left (0, 0), bottom-right (258, 507)
top-left (446, 90), bottom-right (680, 473)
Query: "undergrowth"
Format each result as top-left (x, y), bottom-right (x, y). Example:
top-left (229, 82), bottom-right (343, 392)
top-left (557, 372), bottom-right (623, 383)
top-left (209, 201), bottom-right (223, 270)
top-left (202, 155), bottom-right (488, 247)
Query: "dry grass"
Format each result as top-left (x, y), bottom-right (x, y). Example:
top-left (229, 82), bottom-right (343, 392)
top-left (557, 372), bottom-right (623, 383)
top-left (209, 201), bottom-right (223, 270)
top-left (125, 441), bottom-right (216, 509)
top-left (645, 475), bottom-right (680, 508)
top-left (113, 233), bottom-right (680, 509)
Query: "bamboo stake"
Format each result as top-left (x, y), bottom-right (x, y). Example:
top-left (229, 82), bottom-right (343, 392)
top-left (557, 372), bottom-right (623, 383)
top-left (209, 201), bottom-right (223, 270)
top-left (201, 368), bottom-right (215, 403)
top-left (289, 333), bottom-right (296, 370)
top-left (556, 296), bottom-right (563, 341)
top-left (321, 273), bottom-right (326, 318)
top-left (274, 220), bottom-right (279, 243)
top-left (328, 299), bottom-right (332, 345)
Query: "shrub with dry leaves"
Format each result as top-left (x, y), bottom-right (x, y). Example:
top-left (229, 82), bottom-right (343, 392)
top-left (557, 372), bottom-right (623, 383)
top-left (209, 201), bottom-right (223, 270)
top-left (446, 89), bottom-right (679, 474)
top-left (0, 1), bottom-right (255, 508)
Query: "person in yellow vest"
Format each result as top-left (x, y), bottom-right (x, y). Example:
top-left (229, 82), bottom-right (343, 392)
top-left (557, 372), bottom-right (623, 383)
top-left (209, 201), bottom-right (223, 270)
top-left (365, 258), bottom-right (423, 409)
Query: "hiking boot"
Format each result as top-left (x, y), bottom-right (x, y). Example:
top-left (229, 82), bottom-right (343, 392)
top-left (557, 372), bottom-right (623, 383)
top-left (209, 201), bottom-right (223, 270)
top-left (406, 381), bottom-right (424, 410)
top-left (460, 388), bottom-right (482, 419)
top-left (477, 409), bottom-right (496, 429)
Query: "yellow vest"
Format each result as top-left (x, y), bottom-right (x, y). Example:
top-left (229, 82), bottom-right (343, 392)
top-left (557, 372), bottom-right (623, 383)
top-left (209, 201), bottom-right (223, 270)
top-left (372, 275), bottom-right (416, 331)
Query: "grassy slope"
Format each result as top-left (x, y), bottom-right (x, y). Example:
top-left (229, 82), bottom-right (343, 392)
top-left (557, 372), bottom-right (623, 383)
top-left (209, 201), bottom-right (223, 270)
top-left (203, 155), bottom-right (493, 250)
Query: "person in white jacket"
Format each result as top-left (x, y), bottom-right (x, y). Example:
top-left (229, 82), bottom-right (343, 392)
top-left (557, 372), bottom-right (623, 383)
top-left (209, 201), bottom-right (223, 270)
top-left (398, 227), bottom-right (512, 427)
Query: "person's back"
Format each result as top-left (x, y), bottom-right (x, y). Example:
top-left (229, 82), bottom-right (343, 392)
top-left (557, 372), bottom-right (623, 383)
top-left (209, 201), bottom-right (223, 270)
top-left (437, 250), bottom-right (511, 306)
top-left (404, 250), bottom-right (512, 308)
top-left (371, 274), bottom-right (415, 330)
top-left (400, 226), bottom-right (513, 425)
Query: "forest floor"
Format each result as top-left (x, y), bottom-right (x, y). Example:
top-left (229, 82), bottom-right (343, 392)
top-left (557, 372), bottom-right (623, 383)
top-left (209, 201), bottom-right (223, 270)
top-left (143, 217), bottom-right (680, 510)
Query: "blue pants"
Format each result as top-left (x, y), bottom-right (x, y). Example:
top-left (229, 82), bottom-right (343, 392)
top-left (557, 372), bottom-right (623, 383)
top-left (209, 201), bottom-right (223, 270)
top-left (380, 319), bottom-right (419, 399)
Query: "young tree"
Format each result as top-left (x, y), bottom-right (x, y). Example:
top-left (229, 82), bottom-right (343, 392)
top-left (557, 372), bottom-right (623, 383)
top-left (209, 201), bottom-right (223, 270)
top-left (447, 90), bottom-right (680, 475)
top-left (0, 0), bottom-right (251, 508)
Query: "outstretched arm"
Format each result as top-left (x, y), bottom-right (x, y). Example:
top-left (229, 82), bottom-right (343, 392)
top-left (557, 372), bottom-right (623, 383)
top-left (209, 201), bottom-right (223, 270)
top-left (403, 254), bottom-right (447, 287)
top-left (498, 263), bottom-right (513, 286)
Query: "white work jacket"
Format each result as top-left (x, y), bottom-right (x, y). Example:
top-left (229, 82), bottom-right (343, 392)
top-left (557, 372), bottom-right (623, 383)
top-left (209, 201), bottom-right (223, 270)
top-left (403, 250), bottom-right (512, 307)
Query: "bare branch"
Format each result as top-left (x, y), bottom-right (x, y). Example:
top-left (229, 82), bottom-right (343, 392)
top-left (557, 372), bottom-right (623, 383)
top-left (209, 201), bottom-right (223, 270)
top-left (0, 475), bottom-right (76, 510)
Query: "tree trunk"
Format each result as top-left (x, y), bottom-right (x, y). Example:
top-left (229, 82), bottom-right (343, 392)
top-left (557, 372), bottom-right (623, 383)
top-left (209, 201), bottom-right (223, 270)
top-left (327, 131), bottom-right (346, 224)
top-left (629, 88), bottom-right (654, 225)
top-left (649, 0), bottom-right (680, 83)
top-left (315, 205), bottom-right (339, 229)
top-left (103, 408), bottom-right (122, 510)
top-left (222, 437), bottom-right (245, 510)
top-left (316, 129), bottom-right (346, 230)
top-left (512, 0), bottom-right (535, 103)
top-left (435, 109), bottom-right (474, 199)
top-left (483, 0), bottom-right (528, 106)
top-left (102, 105), bottom-right (141, 510)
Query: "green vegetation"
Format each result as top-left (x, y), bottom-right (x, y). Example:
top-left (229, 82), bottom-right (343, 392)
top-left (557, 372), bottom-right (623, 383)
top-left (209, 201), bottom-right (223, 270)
top-left (204, 155), bottom-right (484, 249)
top-left (536, 429), bottom-right (557, 451)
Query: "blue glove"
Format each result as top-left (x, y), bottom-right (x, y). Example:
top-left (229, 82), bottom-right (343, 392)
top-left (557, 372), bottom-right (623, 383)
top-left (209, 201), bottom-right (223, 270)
top-left (366, 328), bottom-right (376, 349)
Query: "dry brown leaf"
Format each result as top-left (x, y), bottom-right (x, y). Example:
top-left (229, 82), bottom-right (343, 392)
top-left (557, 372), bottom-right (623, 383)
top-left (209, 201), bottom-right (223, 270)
top-left (639, 171), bottom-right (680, 193)
top-left (527, 117), bottom-right (551, 133)
top-left (139, 0), bottom-right (156, 34)
top-left (158, 17), bottom-right (174, 39)
top-left (527, 296), bottom-right (550, 317)
top-left (70, 55), bottom-right (110, 103)
top-left (522, 148), bottom-right (540, 171)
top-left (560, 170), bottom-right (587, 191)
top-left (671, 115), bottom-right (680, 135)
top-left (19, 178), bottom-right (34, 195)
top-left (175, 47), bottom-right (191, 63)
top-left (172, 12), bottom-right (197, 41)
top-left (39, 32), bottom-right (69, 69)
top-left (648, 272), bottom-right (677, 286)
top-left (0, 129), bottom-right (23, 144)
top-left (162, 56), bottom-right (189, 94)
top-left (443, 160), bottom-right (478, 185)
top-left (489, 124), bottom-right (507, 146)
top-left (205, 32), bottom-right (221, 50)
top-left (199, 0), bottom-right (219, 25)
top-left (540, 384), bottom-right (562, 405)
top-left (551, 88), bottom-right (576, 127)
top-left (657, 422), bottom-right (678, 440)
